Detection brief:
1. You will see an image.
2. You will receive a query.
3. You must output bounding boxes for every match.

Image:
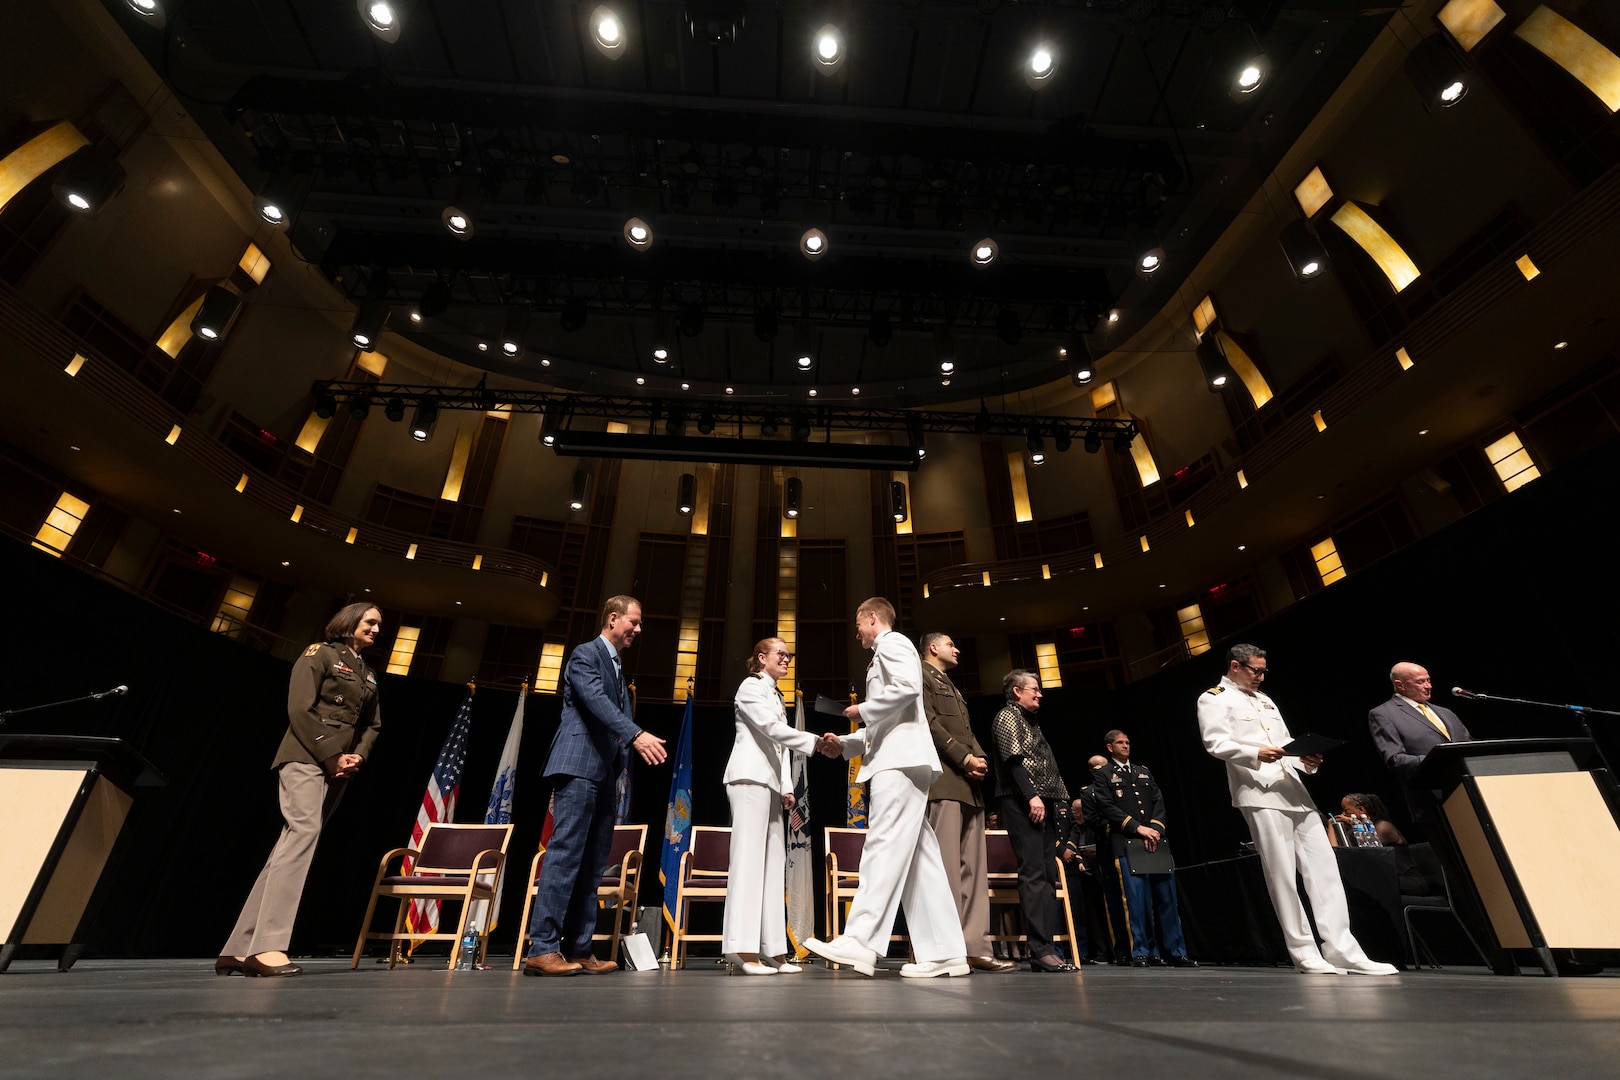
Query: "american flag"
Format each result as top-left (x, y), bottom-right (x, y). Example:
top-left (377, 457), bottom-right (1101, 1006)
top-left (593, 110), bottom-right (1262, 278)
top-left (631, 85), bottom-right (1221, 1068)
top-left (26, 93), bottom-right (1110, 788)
top-left (784, 691), bottom-right (814, 955)
top-left (404, 686), bottom-right (476, 940)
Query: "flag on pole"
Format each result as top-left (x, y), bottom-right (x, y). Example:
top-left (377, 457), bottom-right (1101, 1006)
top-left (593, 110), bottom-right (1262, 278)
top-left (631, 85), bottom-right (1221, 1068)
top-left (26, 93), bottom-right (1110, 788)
top-left (784, 690), bottom-right (814, 957)
top-left (614, 680), bottom-right (637, 824)
top-left (846, 687), bottom-right (868, 828)
top-left (659, 691), bottom-right (696, 933)
top-left (404, 683), bottom-right (477, 942)
top-left (472, 682), bottom-right (526, 933)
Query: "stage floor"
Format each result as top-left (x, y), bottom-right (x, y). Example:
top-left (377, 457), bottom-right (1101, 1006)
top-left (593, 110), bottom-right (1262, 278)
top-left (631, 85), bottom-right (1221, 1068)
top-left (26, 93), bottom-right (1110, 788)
top-left (2, 958), bottom-right (1617, 1079)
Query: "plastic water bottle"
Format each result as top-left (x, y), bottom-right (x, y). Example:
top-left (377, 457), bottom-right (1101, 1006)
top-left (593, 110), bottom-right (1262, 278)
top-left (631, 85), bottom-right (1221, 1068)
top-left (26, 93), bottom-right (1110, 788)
top-left (1357, 815), bottom-right (1377, 848)
top-left (457, 927), bottom-right (478, 970)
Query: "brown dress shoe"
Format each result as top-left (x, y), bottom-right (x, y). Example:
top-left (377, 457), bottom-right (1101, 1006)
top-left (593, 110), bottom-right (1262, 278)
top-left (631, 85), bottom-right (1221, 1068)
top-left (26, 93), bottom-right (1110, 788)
top-left (242, 954), bottom-right (303, 977)
top-left (522, 952), bottom-right (583, 977)
top-left (214, 956), bottom-right (245, 976)
top-left (567, 955), bottom-right (618, 974)
top-left (967, 956), bottom-right (1019, 973)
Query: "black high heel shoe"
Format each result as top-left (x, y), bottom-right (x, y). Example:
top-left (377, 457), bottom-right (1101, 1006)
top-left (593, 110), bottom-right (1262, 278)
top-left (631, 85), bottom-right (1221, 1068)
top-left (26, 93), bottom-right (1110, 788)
top-left (1029, 955), bottom-right (1079, 973)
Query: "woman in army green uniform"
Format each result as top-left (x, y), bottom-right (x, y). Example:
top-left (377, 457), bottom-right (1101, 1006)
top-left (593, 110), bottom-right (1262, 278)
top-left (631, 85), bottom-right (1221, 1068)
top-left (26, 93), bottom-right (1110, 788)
top-left (217, 602), bottom-right (383, 977)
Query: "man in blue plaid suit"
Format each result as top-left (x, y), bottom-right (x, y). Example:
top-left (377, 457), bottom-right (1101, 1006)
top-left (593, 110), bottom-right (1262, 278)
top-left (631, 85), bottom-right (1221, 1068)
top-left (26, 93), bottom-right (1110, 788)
top-left (523, 595), bottom-right (667, 976)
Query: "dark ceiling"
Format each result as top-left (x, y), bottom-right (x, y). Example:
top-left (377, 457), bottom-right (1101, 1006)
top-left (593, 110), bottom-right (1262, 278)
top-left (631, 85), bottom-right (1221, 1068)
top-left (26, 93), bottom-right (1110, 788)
top-left (106, 0), bottom-right (1393, 404)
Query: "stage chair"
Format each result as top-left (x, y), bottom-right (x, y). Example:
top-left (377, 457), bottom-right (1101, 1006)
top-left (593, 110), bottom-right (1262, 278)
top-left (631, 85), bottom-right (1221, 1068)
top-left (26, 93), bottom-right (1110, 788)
top-left (350, 822), bottom-right (513, 970)
top-left (671, 825), bottom-right (731, 969)
top-left (509, 823), bottom-right (649, 969)
top-left (1402, 842), bottom-right (1492, 970)
top-left (985, 829), bottom-right (1080, 960)
top-left (822, 826), bottom-right (908, 966)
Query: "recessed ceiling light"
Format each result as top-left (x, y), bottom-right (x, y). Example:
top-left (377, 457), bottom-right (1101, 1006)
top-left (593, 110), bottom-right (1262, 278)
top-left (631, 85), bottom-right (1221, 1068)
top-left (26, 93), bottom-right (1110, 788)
top-left (364, 587), bottom-right (371, 592)
top-left (851, 387), bottom-right (860, 395)
top-left (70, 445), bottom-right (80, 451)
top-left (1238, 545), bottom-right (1247, 551)
top-left (680, 382), bottom-right (690, 390)
top-left (808, 388), bottom-right (818, 397)
top-left (725, 386), bottom-right (734, 395)
top-left (1418, 428), bottom-right (1429, 435)
top-left (1107, 309), bottom-right (1120, 324)
top-left (635, 376), bottom-right (645, 385)
top-left (281, 560), bottom-right (290, 566)
top-left (455, 600), bottom-right (462, 605)
top-left (1554, 341), bottom-right (1568, 349)
top-left (1159, 584), bottom-right (1166, 588)
top-left (999, 617), bottom-right (1006, 622)
top-left (654, 347), bottom-right (669, 363)
top-left (940, 360), bottom-right (955, 374)
top-left (477, 342), bottom-right (488, 351)
top-left (941, 378), bottom-right (951, 386)
top-left (540, 358), bottom-right (551, 366)
top-left (172, 508), bottom-right (181, 514)
top-left (409, 312), bottom-right (422, 323)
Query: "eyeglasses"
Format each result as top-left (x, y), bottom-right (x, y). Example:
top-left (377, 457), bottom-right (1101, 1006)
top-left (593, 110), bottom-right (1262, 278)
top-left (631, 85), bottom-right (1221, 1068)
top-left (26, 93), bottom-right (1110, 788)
top-left (772, 651), bottom-right (795, 661)
top-left (1239, 661), bottom-right (1269, 678)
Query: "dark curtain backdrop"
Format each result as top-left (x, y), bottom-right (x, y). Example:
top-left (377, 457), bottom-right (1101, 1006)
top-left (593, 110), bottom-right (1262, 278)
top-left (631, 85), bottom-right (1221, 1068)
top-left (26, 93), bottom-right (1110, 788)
top-left (4, 441), bottom-right (1618, 958)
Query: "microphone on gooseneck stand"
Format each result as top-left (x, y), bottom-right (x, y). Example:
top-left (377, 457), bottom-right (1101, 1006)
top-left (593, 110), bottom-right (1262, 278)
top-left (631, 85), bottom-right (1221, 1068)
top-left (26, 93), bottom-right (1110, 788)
top-left (1451, 687), bottom-right (1480, 700)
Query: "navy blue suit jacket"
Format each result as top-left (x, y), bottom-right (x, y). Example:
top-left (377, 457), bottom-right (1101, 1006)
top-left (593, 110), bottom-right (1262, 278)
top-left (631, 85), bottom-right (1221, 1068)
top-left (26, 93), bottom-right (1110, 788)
top-left (1368, 695), bottom-right (1470, 820)
top-left (543, 636), bottom-right (641, 782)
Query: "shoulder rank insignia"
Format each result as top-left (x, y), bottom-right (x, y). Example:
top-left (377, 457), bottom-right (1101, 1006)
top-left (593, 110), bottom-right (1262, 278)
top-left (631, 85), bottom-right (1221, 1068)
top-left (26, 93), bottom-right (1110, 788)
top-left (1205, 686), bottom-right (1224, 695)
top-left (303, 644), bottom-right (322, 657)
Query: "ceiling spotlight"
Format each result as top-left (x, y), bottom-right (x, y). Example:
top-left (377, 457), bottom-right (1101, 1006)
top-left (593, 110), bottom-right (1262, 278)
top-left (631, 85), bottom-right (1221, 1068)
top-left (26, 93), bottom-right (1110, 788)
top-left (1053, 427), bottom-right (1072, 453)
top-left (800, 227), bottom-right (829, 261)
top-left (784, 476), bottom-right (802, 518)
top-left (561, 297), bottom-right (588, 333)
top-left (1279, 219), bottom-right (1329, 280)
top-left (814, 24), bottom-right (847, 73)
top-left (1405, 33), bottom-right (1471, 111)
top-left (591, 6), bottom-right (626, 57)
top-left (569, 469), bottom-right (589, 512)
top-left (1113, 429), bottom-right (1135, 455)
top-left (418, 281), bottom-right (452, 319)
top-left (1107, 309), bottom-right (1121, 324)
top-left (348, 397), bottom-right (371, 420)
top-left (123, 0), bottom-right (166, 26)
top-left (1084, 430), bottom-right (1102, 454)
top-left (624, 217), bottom-right (653, 248)
top-left (349, 299), bottom-right (389, 349)
top-left (1025, 43), bottom-right (1057, 88)
top-left (540, 409), bottom-right (562, 447)
top-left (385, 397), bottom-right (406, 423)
top-left (676, 472), bottom-right (696, 516)
top-left (1026, 427), bottom-right (1045, 462)
top-left (940, 360), bottom-right (955, 374)
top-left (358, 0), bottom-right (401, 44)
top-left (314, 392), bottom-right (337, 419)
top-left (442, 204), bottom-right (475, 238)
top-left (796, 352), bottom-right (814, 370)
top-left (697, 411), bottom-right (716, 435)
top-left (52, 149), bottom-right (126, 217)
top-left (653, 346), bottom-right (669, 364)
top-left (1136, 244), bottom-right (1166, 277)
top-left (851, 387), bottom-right (861, 396)
top-left (760, 416), bottom-right (779, 437)
top-left (1231, 53), bottom-right (1270, 99)
top-left (410, 399), bottom-right (438, 442)
top-left (253, 171), bottom-right (309, 229)
top-left (503, 305), bottom-right (531, 357)
top-left (665, 407), bottom-right (686, 436)
top-left (1066, 335), bottom-right (1095, 385)
top-left (190, 286), bottom-right (240, 342)
top-left (1196, 336), bottom-right (1234, 392)
top-left (791, 414), bottom-right (812, 441)
top-left (889, 481), bottom-right (908, 524)
top-left (970, 237), bottom-right (1000, 267)
top-left (807, 388), bottom-right (818, 397)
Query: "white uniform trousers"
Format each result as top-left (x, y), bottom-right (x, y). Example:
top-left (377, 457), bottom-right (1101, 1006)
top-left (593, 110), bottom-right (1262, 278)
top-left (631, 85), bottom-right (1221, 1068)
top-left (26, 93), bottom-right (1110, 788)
top-left (841, 766), bottom-right (967, 963)
top-left (1241, 806), bottom-right (1374, 967)
top-left (721, 781), bottom-right (788, 956)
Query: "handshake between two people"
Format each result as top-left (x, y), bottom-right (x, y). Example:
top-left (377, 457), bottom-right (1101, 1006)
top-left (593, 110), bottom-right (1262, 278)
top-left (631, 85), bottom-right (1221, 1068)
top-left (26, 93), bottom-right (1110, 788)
top-left (814, 732), bottom-right (849, 758)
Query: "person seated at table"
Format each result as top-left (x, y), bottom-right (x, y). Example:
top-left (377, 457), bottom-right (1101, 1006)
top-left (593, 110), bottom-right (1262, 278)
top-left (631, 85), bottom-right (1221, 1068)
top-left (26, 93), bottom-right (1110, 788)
top-left (1336, 793), bottom-right (1405, 846)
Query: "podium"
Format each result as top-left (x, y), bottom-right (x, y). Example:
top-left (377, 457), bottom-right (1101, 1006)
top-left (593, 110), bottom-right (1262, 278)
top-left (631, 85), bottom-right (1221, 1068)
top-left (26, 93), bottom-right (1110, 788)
top-left (0, 735), bottom-right (164, 972)
top-left (1413, 737), bottom-right (1620, 974)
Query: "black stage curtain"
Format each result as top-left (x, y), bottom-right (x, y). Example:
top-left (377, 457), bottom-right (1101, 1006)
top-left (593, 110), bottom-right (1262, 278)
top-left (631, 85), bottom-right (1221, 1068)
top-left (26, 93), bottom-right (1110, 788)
top-left (4, 440), bottom-right (1618, 958)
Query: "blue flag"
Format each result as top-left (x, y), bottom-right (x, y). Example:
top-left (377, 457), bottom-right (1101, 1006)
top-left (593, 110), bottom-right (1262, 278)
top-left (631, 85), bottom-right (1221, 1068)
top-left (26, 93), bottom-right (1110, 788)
top-left (659, 692), bottom-right (695, 931)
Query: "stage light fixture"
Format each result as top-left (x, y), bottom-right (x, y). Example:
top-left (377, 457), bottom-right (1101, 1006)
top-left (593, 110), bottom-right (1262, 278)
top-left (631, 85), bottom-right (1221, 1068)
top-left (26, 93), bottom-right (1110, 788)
top-left (410, 399), bottom-right (438, 443)
top-left (442, 205), bottom-right (474, 237)
top-left (908, 419), bottom-right (926, 461)
top-left (814, 25), bottom-right (847, 74)
top-left (254, 171), bottom-right (308, 229)
top-left (677, 472), bottom-right (696, 515)
top-left (561, 297), bottom-right (589, 333)
top-left (653, 346), bottom-right (670, 364)
top-left (868, 311), bottom-right (893, 348)
top-left (791, 414), bottom-right (812, 441)
top-left (570, 469), bottom-right (589, 512)
top-left (679, 146), bottom-right (704, 175)
top-left (1053, 426), bottom-right (1072, 453)
top-left (591, 6), bottom-right (626, 57)
top-left (679, 302), bottom-right (705, 336)
top-left (385, 397), bottom-right (406, 423)
top-left (889, 481), bottom-right (908, 523)
top-left (1230, 52), bottom-right (1270, 99)
top-left (1136, 243), bottom-right (1166, 277)
top-left (995, 309), bottom-right (1022, 346)
top-left (1027, 427), bottom-right (1046, 465)
top-left (1084, 430), bottom-right (1103, 454)
top-left (796, 352), bottom-right (814, 371)
top-left (761, 416), bottom-right (779, 437)
top-left (1278, 220), bottom-right (1329, 280)
top-left (123, 0), bottom-right (166, 27)
top-left (358, 0), bottom-right (401, 44)
top-left (540, 409), bottom-right (562, 447)
top-left (314, 393), bottom-right (337, 419)
top-left (741, 150), bottom-right (767, 178)
top-left (1024, 43), bottom-right (1057, 89)
top-left (349, 299), bottom-right (389, 349)
top-left (418, 281), bottom-right (452, 319)
top-left (502, 305), bottom-right (531, 357)
top-left (348, 397), bottom-right (371, 420)
top-left (940, 360), bottom-right (955, 374)
top-left (624, 217), bottom-right (653, 248)
top-left (52, 149), bottom-right (126, 217)
top-left (1065, 336), bottom-right (1095, 385)
top-left (1405, 33), bottom-right (1471, 111)
top-left (1113, 429), bottom-right (1134, 455)
top-left (190, 287), bottom-right (240, 342)
top-left (800, 227), bottom-right (829, 261)
top-left (784, 477), bottom-right (802, 518)
top-left (1197, 335), bottom-right (1234, 392)
top-left (697, 411), bottom-right (716, 435)
top-left (970, 237), bottom-right (1000, 267)
top-left (665, 407), bottom-right (686, 436)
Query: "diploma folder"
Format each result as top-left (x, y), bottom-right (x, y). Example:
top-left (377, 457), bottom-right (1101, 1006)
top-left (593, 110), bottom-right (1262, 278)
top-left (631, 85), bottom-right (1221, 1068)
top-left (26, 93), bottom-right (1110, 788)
top-left (1280, 732), bottom-right (1346, 757)
top-left (815, 694), bottom-right (849, 718)
top-left (1125, 838), bottom-right (1174, 875)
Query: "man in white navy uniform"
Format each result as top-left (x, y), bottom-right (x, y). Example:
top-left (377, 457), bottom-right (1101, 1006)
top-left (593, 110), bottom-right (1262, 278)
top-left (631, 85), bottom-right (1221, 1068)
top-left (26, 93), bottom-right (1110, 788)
top-left (1197, 643), bottom-right (1397, 976)
top-left (805, 597), bottom-right (970, 979)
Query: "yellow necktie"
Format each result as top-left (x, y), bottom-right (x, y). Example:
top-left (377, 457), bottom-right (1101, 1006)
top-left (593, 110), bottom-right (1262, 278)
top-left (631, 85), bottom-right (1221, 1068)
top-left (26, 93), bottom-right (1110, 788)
top-left (1418, 702), bottom-right (1450, 740)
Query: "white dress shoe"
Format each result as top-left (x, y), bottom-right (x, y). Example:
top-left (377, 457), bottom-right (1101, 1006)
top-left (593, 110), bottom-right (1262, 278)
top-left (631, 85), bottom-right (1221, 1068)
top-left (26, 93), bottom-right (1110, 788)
top-left (723, 953), bottom-right (777, 975)
top-left (900, 957), bottom-right (971, 979)
top-left (763, 955), bottom-right (803, 974)
top-left (804, 937), bottom-right (878, 976)
top-left (1295, 957), bottom-right (1342, 974)
top-left (1341, 959), bottom-right (1400, 976)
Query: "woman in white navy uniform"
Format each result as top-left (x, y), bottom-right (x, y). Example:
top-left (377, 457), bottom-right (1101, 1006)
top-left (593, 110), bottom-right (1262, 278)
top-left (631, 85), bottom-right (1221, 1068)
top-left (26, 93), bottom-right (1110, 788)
top-left (721, 637), bottom-right (819, 975)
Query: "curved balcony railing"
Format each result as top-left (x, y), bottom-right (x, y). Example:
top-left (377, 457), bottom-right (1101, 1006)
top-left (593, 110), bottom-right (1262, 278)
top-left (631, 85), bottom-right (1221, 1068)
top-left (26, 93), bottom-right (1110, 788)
top-left (924, 159), bottom-right (1620, 602)
top-left (1, 280), bottom-right (556, 589)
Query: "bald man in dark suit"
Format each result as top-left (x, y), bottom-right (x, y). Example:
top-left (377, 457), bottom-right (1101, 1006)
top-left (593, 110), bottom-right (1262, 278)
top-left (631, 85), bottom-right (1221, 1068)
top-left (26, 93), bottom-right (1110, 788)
top-left (1367, 662), bottom-right (1470, 826)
